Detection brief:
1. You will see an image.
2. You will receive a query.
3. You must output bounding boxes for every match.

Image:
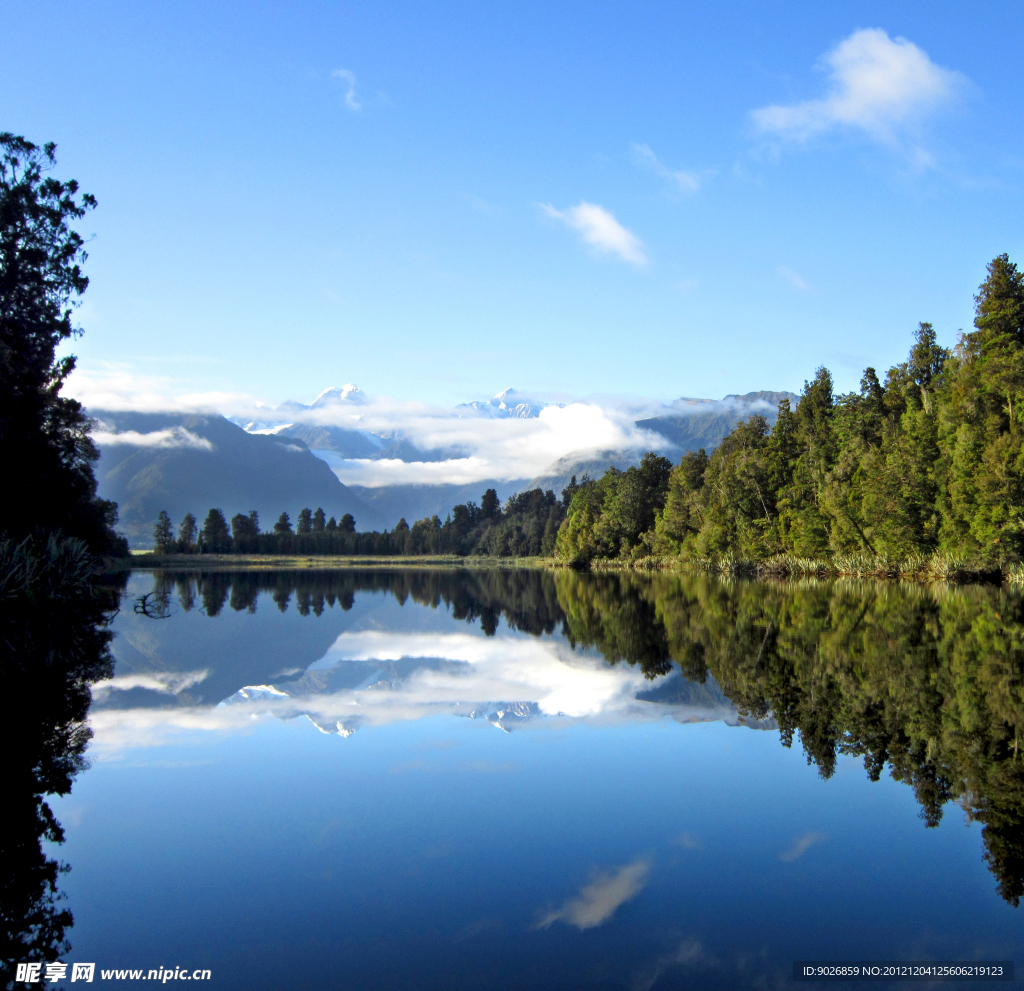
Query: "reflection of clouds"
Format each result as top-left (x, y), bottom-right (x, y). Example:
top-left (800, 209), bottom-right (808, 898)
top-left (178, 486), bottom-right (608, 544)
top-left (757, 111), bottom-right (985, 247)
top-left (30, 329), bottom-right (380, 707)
top-left (779, 831), bottom-right (827, 862)
top-left (313, 631), bottom-right (649, 718)
top-left (536, 859), bottom-right (649, 930)
top-left (87, 631), bottom-right (743, 757)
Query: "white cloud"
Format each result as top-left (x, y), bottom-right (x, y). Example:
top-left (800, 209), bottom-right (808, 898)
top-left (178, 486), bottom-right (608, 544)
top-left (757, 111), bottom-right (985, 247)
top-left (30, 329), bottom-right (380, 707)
top-left (90, 427), bottom-right (214, 450)
top-left (776, 266), bottom-right (811, 292)
top-left (67, 364), bottom-right (263, 413)
top-left (315, 400), bottom-right (663, 486)
top-left (332, 68), bottom-right (361, 111)
top-left (536, 859), bottom-right (650, 930)
top-left (779, 831), bottom-right (827, 862)
top-left (92, 670), bottom-right (209, 699)
top-left (631, 143), bottom-right (702, 193)
top-left (751, 28), bottom-right (965, 149)
top-left (65, 366), bottom-right (710, 490)
top-left (541, 202), bottom-right (647, 266)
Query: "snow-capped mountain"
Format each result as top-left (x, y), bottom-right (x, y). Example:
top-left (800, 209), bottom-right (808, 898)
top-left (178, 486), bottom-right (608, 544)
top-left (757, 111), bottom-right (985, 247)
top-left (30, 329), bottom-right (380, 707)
top-left (309, 384), bottom-right (368, 408)
top-left (456, 387), bottom-right (556, 419)
top-left (277, 384), bottom-right (368, 412)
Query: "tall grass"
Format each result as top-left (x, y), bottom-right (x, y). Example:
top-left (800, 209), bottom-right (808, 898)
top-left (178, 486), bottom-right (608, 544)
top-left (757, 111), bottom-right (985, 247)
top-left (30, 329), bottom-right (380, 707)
top-left (581, 549), bottom-right (1005, 582)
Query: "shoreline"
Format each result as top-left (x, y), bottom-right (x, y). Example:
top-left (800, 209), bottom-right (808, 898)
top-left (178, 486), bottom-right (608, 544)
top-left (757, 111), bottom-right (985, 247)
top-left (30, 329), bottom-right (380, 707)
top-left (111, 553), bottom-right (554, 572)
top-left (110, 552), bottom-right (1016, 583)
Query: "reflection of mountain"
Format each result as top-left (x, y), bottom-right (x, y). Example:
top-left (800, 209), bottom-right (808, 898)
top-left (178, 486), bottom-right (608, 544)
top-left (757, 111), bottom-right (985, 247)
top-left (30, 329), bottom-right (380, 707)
top-left (92, 411), bottom-right (386, 546)
top-left (104, 566), bottom-right (1024, 906)
top-left (93, 389), bottom-right (800, 538)
top-left (98, 573), bottom-right (356, 710)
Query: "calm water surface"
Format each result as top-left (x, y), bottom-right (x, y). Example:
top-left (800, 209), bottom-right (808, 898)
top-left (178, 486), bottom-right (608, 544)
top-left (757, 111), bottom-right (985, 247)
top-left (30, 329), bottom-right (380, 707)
top-left (32, 571), bottom-right (1024, 988)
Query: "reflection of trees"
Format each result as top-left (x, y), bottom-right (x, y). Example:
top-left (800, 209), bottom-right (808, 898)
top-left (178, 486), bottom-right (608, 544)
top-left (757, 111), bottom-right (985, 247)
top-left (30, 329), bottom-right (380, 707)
top-left (0, 538), bottom-right (124, 982)
top-left (554, 571), bottom-right (1024, 907)
top-left (150, 568), bottom-right (567, 637)
top-left (135, 567), bottom-right (1024, 905)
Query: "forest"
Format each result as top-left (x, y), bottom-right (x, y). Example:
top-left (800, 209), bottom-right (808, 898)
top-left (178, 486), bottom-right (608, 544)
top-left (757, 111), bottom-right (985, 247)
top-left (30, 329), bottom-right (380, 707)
top-left (154, 485), bottom-right (568, 558)
top-left (154, 254), bottom-right (1024, 572)
top-left (558, 254), bottom-right (1024, 572)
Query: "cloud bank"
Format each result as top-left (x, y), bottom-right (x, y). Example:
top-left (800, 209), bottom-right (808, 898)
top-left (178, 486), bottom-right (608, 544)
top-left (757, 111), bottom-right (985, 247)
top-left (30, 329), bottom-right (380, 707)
top-left (752, 28), bottom-right (965, 151)
top-left (541, 202), bottom-right (647, 266)
top-left (69, 365), bottom-right (682, 488)
top-left (91, 426), bottom-right (214, 450)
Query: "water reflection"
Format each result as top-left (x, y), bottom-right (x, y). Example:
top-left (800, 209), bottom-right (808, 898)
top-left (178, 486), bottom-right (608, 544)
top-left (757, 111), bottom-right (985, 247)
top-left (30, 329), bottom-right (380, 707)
top-left (0, 539), bottom-right (123, 977)
top-left (116, 568), bottom-right (1024, 908)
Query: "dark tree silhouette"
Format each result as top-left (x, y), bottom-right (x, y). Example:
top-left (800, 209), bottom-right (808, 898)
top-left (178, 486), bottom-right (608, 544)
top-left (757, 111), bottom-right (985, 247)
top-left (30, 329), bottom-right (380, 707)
top-left (153, 511), bottom-right (174, 552)
top-left (0, 134), bottom-right (125, 555)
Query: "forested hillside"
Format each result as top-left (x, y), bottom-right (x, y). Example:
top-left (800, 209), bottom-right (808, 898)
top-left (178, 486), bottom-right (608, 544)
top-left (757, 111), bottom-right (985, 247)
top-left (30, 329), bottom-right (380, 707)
top-left (557, 254), bottom-right (1024, 570)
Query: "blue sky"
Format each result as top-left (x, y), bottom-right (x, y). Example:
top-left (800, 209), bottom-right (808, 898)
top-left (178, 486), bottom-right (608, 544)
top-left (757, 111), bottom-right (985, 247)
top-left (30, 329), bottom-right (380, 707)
top-left (4, 0), bottom-right (1024, 407)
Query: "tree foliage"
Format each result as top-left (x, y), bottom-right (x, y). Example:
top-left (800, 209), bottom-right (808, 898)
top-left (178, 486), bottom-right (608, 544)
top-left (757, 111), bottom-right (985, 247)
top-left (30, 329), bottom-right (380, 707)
top-left (0, 134), bottom-right (125, 555)
top-left (557, 255), bottom-right (1024, 568)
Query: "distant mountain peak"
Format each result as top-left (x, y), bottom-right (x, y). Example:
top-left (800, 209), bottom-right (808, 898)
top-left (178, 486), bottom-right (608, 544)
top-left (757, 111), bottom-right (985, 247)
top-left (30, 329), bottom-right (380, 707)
top-left (310, 384), bottom-right (367, 408)
top-left (456, 386), bottom-right (554, 419)
top-left (277, 384), bottom-right (367, 412)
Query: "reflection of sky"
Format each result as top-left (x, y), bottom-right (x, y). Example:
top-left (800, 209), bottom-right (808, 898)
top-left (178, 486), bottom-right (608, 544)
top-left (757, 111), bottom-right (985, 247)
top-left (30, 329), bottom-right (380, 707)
top-left (50, 577), bottom-right (1024, 990)
top-left (90, 577), bottom-right (740, 757)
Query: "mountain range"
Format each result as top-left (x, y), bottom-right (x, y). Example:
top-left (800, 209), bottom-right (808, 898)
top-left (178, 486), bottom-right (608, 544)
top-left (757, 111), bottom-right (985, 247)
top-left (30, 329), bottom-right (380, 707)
top-left (91, 387), bottom-right (796, 547)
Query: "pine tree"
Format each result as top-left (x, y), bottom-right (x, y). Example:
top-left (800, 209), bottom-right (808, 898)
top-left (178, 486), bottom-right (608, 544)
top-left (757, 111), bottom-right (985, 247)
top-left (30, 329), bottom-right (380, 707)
top-left (273, 512), bottom-right (292, 534)
top-left (339, 513), bottom-right (356, 533)
top-left (296, 508), bottom-right (313, 534)
top-left (480, 489), bottom-right (501, 521)
top-left (312, 507), bottom-right (326, 532)
top-left (200, 509), bottom-right (230, 551)
top-left (153, 511), bottom-right (174, 552)
top-left (178, 513), bottom-right (197, 550)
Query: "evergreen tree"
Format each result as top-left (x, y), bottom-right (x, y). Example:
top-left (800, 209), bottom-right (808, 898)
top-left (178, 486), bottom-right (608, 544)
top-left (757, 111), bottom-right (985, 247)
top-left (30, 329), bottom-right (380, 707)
top-left (230, 512), bottom-right (259, 540)
top-left (200, 509), bottom-right (230, 551)
top-left (0, 133), bottom-right (125, 554)
top-left (480, 488), bottom-right (501, 521)
top-left (312, 507), bottom-right (326, 532)
top-left (178, 512), bottom-right (197, 550)
top-left (296, 508), bottom-right (313, 534)
top-left (561, 475), bottom-right (580, 509)
top-left (326, 516), bottom-right (338, 532)
top-left (273, 512), bottom-right (292, 534)
top-left (153, 511), bottom-right (174, 552)
top-left (339, 513), bottom-right (355, 533)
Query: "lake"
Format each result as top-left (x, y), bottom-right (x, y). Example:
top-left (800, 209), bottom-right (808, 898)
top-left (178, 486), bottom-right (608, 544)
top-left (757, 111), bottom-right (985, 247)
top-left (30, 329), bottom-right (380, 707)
top-left (11, 568), bottom-right (1024, 989)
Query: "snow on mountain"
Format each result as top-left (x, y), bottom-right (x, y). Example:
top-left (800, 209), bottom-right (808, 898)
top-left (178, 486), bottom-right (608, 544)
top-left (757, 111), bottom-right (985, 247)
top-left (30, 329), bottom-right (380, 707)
top-left (456, 387), bottom-right (557, 419)
top-left (309, 384), bottom-right (367, 408)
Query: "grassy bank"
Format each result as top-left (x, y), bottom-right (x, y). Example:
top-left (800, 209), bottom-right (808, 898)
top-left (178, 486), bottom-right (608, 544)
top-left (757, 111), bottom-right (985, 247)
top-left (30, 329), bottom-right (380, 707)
top-left (114, 550), bottom-right (1024, 583)
top-left (583, 551), bottom-right (1014, 583)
